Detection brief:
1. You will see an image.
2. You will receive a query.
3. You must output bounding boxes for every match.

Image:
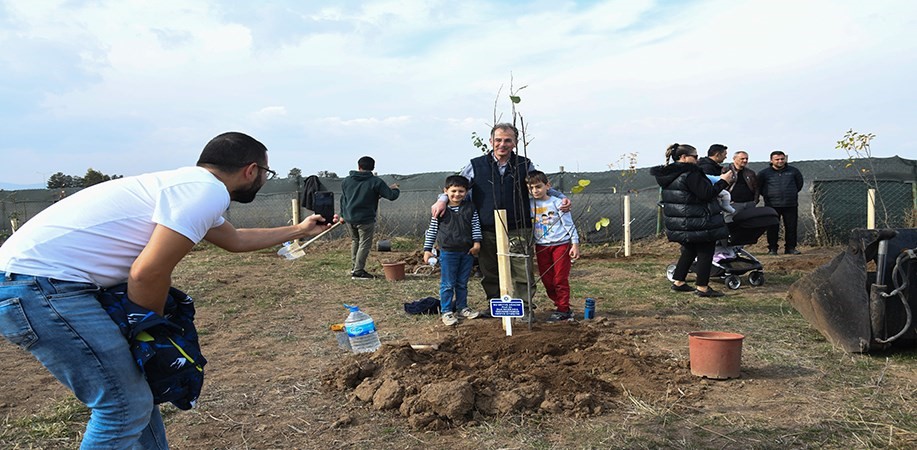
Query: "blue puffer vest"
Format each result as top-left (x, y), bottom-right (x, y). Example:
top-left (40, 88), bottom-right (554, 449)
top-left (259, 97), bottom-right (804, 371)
top-left (470, 152), bottom-right (532, 231)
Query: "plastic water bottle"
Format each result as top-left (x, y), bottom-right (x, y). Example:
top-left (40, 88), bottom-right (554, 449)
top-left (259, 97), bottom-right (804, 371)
top-left (343, 304), bottom-right (381, 353)
top-left (584, 298), bottom-right (596, 320)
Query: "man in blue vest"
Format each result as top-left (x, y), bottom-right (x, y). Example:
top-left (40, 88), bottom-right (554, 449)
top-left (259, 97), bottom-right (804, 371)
top-left (431, 123), bottom-right (569, 320)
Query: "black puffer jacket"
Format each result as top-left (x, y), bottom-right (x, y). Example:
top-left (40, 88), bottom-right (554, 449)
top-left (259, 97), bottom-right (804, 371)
top-left (651, 163), bottom-right (730, 244)
top-left (697, 157), bottom-right (724, 176)
top-left (757, 165), bottom-right (803, 207)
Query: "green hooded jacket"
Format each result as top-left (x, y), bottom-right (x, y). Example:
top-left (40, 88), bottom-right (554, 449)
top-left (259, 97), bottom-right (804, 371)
top-left (340, 170), bottom-right (400, 225)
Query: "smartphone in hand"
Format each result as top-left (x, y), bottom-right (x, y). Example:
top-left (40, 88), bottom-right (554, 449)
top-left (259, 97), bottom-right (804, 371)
top-left (312, 191), bottom-right (334, 224)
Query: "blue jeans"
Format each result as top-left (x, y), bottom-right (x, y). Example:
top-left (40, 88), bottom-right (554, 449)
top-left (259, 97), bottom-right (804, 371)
top-left (0, 273), bottom-right (168, 449)
top-left (439, 251), bottom-right (474, 313)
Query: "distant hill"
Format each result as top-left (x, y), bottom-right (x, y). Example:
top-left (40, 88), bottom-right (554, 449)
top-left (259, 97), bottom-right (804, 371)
top-left (0, 182), bottom-right (44, 190)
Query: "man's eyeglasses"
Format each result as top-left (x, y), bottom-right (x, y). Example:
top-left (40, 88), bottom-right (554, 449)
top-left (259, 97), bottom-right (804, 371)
top-left (256, 165), bottom-right (277, 180)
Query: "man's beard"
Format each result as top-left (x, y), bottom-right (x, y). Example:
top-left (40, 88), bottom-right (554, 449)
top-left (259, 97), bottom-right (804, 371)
top-left (231, 179), bottom-right (262, 204)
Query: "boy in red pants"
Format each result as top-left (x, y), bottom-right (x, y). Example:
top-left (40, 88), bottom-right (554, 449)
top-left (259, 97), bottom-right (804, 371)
top-left (526, 171), bottom-right (581, 322)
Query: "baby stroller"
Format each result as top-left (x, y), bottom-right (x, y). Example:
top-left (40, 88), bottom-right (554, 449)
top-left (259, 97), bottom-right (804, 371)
top-left (667, 207), bottom-right (780, 290)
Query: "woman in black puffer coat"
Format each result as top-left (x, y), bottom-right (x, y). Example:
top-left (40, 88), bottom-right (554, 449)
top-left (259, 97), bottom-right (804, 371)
top-left (651, 143), bottom-right (734, 297)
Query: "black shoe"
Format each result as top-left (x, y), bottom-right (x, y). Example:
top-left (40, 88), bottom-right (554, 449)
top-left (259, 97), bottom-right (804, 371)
top-left (545, 310), bottom-right (573, 323)
top-left (351, 270), bottom-right (376, 280)
top-left (695, 288), bottom-right (725, 298)
top-left (785, 248), bottom-right (801, 255)
top-left (767, 250), bottom-right (778, 256)
top-left (671, 283), bottom-right (694, 292)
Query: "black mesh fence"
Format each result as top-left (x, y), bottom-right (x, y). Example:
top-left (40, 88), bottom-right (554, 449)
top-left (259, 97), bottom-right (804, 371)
top-left (3, 157), bottom-right (916, 246)
top-left (812, 179), bottom-right (916, 245)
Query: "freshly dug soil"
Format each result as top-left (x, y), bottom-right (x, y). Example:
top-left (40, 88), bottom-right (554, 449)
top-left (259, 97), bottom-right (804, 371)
top-left (322, 316), bottom-right (698, 430)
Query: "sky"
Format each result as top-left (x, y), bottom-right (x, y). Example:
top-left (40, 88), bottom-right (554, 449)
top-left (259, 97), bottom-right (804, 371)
top-left (1, 0), bottom-right (915, 188)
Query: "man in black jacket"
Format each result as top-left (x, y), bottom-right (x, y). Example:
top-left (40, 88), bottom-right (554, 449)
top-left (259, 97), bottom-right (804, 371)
top-left (757, 150), bottom-right (804, 255)
top-left (697, 144), bottom-right (728, 176)
top-left (723, 150), bottom-right (759, 220)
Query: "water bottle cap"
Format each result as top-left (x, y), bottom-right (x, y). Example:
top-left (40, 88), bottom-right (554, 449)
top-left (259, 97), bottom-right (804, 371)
top-left (344, 304), bottom-right (360, 312)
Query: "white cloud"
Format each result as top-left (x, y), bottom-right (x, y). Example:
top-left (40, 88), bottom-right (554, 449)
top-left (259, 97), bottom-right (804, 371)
top-left (253, 106), bottom-right (288, 119)
top-left (0, 0), bottom-right (915, 183)
top-left (316, 115), bottom-right (412, 128)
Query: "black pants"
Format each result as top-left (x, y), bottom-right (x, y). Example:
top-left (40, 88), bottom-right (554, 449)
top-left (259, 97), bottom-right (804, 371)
top-left (767, 206), bottom-right (799, 251)
top-left (673, 241), bottom-right (716, 287)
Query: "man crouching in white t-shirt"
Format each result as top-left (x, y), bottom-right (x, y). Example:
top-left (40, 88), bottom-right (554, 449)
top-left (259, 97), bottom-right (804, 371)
top-left (0, 132), bottom-right (335, 449)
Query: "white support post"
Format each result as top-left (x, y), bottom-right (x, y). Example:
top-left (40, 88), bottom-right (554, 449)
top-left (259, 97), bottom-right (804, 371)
top-left (867, 188), bottom-right (876, 229)
top-left (624, 194), bottom-right (632, 257)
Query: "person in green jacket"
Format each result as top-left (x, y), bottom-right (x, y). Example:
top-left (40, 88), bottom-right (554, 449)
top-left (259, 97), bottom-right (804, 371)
top-left (340, 156), bottom-right (400, 279)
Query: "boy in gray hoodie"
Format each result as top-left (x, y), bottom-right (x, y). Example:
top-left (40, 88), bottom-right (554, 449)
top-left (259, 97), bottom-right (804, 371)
top-left (340, 156), bottom-right (400, 279)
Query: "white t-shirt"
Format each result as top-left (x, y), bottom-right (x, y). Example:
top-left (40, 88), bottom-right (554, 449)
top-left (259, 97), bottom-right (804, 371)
top-left (0, 167), bottom-right (229, 287)
top-left (531, 196), bottom-right (580, 245)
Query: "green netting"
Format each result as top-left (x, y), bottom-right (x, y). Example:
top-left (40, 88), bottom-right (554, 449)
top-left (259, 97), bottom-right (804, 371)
top-left (3, 157), bottom-right (915, 245)
top-left (812, 179), bottom-right (916, 244)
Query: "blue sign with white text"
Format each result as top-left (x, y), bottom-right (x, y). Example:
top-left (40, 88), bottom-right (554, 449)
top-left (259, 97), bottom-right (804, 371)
top-left (490, 297), bottom-right (525, 317)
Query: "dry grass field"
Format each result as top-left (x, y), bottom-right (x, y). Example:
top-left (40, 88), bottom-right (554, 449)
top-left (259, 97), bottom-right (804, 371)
top-left (2, 236), bottom-right (916, 449)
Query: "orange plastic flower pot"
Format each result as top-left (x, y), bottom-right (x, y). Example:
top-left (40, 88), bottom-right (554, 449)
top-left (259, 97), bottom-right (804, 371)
top-left (688, 331), bottom-right (744, 379)
top-left (381, 261), bottom-right (406, 281)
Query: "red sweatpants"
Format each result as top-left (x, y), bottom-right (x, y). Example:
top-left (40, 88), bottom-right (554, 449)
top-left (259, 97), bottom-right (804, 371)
top-left (535, 243), bottom-right (572, 313)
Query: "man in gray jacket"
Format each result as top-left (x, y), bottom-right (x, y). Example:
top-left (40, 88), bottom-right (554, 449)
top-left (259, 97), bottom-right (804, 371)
top-left (757, 150), bottom-right (804, 255)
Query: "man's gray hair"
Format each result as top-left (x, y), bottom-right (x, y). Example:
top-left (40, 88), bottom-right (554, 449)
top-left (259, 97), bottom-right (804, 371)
top-left (490, 123), bottom-right (519, 140)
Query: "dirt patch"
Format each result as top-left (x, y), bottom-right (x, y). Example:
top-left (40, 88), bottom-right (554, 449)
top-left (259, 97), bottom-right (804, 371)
top-left (4, 240), bottom-right (915, 448)
top-left (322, 316), bottom-right (697, 430)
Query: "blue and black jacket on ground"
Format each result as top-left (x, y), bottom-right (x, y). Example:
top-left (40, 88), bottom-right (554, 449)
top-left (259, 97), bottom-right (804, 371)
top-left (97, 284), bottom-right (206, 410)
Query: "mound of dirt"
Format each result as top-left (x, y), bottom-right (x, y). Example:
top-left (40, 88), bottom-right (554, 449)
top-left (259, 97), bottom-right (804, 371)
top-left (321, 317), bottom-right (700, 430)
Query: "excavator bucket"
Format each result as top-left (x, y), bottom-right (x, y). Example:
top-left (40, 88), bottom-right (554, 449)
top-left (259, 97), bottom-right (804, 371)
top-left (787, 228), bottom-right (917, 353)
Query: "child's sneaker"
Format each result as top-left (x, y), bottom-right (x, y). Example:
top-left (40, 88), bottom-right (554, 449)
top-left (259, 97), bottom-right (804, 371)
top-left (441, 312), bottom-right (458, 326)
top-left (459, 308), bottom-right (480, 319)
top-left (546, 310), bottom-right (573, 323)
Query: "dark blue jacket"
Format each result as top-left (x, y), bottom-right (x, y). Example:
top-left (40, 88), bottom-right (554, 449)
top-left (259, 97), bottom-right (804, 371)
top-left (757, 165), bottom-right (804, 207)
top-left (98, 284), bottom-right (205, 411)
top-left (470, 152), bottom-right (532, 231)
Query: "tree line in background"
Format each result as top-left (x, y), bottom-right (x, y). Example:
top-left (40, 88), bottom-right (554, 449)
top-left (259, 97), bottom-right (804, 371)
top-left (46, 168), bottom-right (124, 189)
top-left (44, 167), bottom-right (336, 189)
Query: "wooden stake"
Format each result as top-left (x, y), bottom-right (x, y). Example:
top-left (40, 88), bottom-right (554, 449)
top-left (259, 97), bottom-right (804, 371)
top-left (495, 210), bottom-right (513, 336)
top-left (292, 198), bottom-right (302, 245)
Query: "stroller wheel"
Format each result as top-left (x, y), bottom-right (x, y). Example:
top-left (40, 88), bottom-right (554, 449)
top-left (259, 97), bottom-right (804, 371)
top-left (725, 275), bottom-right (741, 290)
top-left (748, 270), bottom-right (765, 286)
top-left (666, 264), bottom-right (677, 282)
